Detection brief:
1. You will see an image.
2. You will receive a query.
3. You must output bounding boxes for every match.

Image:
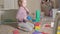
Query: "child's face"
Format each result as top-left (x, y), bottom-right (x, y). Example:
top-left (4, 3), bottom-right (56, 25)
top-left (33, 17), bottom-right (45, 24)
top-left (22, 0), bottom-right (27, 7)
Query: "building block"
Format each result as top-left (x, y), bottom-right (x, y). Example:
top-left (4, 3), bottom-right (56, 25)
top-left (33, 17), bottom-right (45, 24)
top-left (57, 32), bottom-right (60, 34)
top-left (35, 26), bottom-right (40, 29)
top-left (27, 16), bottom-right (32, 20)
top-left (13, 30), bottom-right (19, 34)
top-left (35, 23), bottom-right (40, 26)
top-left (58, 26), bottom-right (60, 30)
top-left (36, 10), bottom-right (41, 22)
top-left (32, 19), bottom-right (37, 22)
top-left (35, 26), bottom-right (40, 30)
top-left (32, 31), bottom-right (42, 34)
top-left (45, 24), bottom-right (51, 28)
top-left (42, 32), bottom-right (48, 34)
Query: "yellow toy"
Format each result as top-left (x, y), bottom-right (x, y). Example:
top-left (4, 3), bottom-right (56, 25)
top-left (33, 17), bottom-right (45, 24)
top-left (58, 26), bottom-right (60, 30)
top-left (35, 26), bottom-right (40, 30)
top-left (57, 32), bottom-right (60, 34)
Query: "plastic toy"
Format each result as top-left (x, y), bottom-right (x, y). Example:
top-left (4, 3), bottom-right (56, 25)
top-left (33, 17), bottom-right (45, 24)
top-left (32, 31), bottom-right (42, 34)
top-left (35, 23), bottom-right (40, 26)
top-left (13, 30), bottom-right (19, 34)
top-left (57, 31), bottom-right (60, 34)
top-left (35, 28), bottom-right (40, 31)
top-left (32, 19), bottom-right (37, 22)
top-left (27, 16), bottom-right (32, 20)
top-left (36, 10), bottom-right (41, 22)
top-left (35, 26), bottom-right (40, 30)
top-left (42, 32), bottom-right (48, 34)
top-left (51, 22), bottom-right (54, 27)
top-left (44, 24), bottom-right (51, 28)
top-left (34, 23), bottom-right (41, 31)
top-left (45, 24), bottom-right (51, 27)
top-left (58, 26), bottom-right (60, 30)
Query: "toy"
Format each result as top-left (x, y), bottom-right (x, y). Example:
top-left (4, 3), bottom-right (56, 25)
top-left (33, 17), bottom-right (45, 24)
top-left (57, 31), bottom-right (60, 34)
top-left (58, 26), bottom-right (60, 30)
top-left (42, 32), bottom-right (48, 34)
top-left (51, 22), bottom-right (54, 27)
top-left (32, 19), bottom-right (37, 22)
top-left (35, 23), bottom-right (40, 26)
top-left (32, 31), bottom-right (42, 34)
top-left (34, 23), bottom-right (41, 31)
top-left (27, 16), bottom-right (32, 20)
top-left (44, 23), bottom-right (51, 28)
top-left (13, 30), bottom-right (19, 34)
top-left (36, 10), bottom-right (41, 22)
top-left (45, 24), bottom-right (51, 27)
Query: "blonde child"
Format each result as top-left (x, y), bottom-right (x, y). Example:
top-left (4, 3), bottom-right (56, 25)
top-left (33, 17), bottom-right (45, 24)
top-left (16, 0), bottom-right (34, 31)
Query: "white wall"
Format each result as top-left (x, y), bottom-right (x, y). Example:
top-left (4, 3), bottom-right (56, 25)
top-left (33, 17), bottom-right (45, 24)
top-left (27, 0), bottom-right (41, 13)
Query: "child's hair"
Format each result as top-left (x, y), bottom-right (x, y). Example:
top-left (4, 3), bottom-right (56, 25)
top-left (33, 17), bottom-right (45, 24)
top-left (18, 0), bottom-right (23, 7)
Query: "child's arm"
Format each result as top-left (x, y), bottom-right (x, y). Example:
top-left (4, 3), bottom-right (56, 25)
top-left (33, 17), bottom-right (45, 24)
top-left (23, 7), bottom-right (29, 14)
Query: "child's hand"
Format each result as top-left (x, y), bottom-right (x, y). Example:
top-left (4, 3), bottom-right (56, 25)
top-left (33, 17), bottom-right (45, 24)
top-left (23, 7), bottom-right (29, 14)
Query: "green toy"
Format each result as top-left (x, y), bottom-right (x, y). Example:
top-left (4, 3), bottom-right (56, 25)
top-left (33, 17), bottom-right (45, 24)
top-left (36, 10), bottom-right (40, 22)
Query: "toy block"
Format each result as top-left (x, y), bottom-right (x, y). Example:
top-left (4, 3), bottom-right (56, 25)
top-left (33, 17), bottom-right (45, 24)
top-left (45, 24), bottom-right (51, 28)
top-left (13, 30), bottom-right (19, 34)
top-left (35, 23), bottom-right (40, 26)
top-left (35, 26), bottom-right (40, 28)
top-left (58, 26), bottom-right (60, 30)
top-left (42, 32), bottom-right (48, 34)
top-left (32, 31), bottom-right (42, 34)
top-left (35, 28), bottom-right (40, 30)
top-left (57, 32), bottom-right (60, 34)
top-left (36, 10), bottom-right (41, 22)
top-left (27, 16), bottom-right (32, 20)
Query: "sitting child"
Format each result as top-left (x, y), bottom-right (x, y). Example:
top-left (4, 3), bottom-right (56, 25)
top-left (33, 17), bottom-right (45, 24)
top-left (16, 0), bottom-right (34, 31)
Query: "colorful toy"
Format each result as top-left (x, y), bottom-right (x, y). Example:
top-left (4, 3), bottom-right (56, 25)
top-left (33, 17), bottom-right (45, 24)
top-left (13, 30), bottom-right (19, 34)
top-left (27, 16), bottom-right (32, 20)
top-left (36, 10), bottom-right (41, 22)
top-left (32, 31), bottom-right (42, 34)
top-left (34, 23), bottom-right (41, 31)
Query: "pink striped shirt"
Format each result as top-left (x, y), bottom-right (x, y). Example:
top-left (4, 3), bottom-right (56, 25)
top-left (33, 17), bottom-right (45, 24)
top-left (16, 7), bottom-right (27, 21)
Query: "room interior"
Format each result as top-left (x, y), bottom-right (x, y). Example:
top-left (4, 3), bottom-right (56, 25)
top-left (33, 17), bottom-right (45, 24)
top-left (0, 0), bottom-right (60, 34)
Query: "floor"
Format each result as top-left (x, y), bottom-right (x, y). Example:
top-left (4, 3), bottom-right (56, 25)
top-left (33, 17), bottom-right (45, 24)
top-left (0, 17), bottom-right (54, 34)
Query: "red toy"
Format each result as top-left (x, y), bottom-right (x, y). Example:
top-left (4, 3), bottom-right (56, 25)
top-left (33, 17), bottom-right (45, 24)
top-left (13, 30), bottom-right (19, 34)
top-left (42, 32), bottom-right (48, 34)
top-left (35, 23), bottom-right (41, 26)
top-left (45, 24), bottom-right (51, 28)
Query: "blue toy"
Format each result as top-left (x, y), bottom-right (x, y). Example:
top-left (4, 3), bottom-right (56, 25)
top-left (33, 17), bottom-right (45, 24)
top-left (32, 31), bottom-right (42, 34)
top-left (27, 16), bottom-right (32, 20)
top-left (32, 19), bottom-right (37, 22)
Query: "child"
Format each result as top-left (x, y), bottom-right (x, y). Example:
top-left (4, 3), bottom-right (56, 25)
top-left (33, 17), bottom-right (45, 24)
top-left (16, 0), bottom-right (34, 31)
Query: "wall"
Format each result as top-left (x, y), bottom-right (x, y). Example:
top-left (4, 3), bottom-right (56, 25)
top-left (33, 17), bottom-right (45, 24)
top-left (27, 0), bottom-right (41, 14)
